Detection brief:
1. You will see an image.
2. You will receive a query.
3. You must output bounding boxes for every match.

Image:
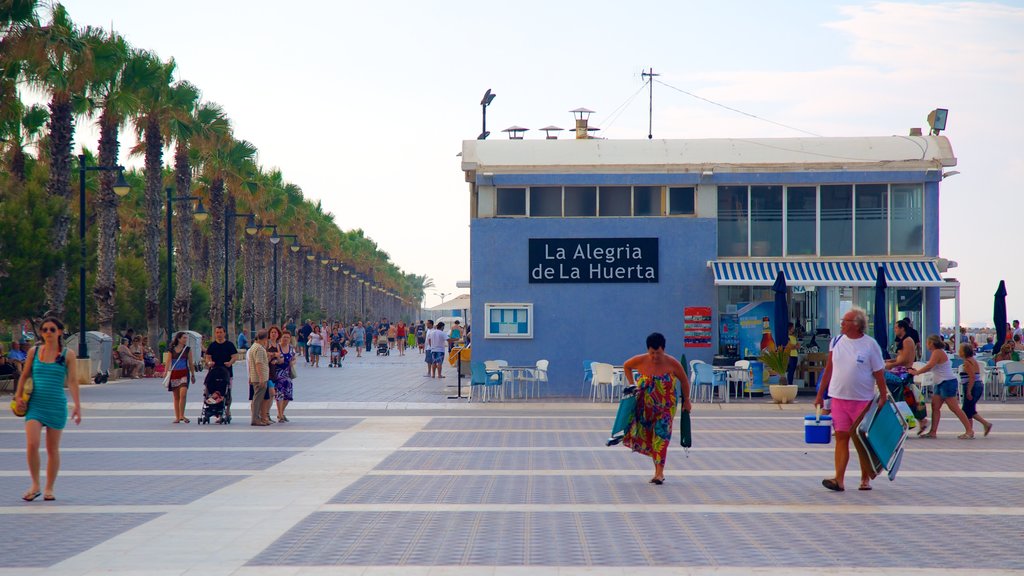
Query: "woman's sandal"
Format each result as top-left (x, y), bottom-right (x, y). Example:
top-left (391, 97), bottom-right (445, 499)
top-left (822, 478), bottom-right (844, 492)
top-left (182, 417), bottom-right (190, 423)
top-left (984, 422), bottom-right (993, 437)
top-left (957, 432), bottom-right (975, 439)
top-left (22, 490), bottom-right (41, 502)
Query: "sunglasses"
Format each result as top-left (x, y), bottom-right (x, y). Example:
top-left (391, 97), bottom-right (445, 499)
top-left (40, 326), bottom-right (59, 333)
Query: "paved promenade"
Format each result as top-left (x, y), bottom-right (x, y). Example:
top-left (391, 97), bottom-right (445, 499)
top-left (2, 349), bottom-right (1022, 575)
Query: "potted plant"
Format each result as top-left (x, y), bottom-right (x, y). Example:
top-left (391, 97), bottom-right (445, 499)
top-left (759, 345), bottom-right (798, 403)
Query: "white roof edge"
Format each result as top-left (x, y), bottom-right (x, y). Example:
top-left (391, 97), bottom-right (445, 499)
top-left (461, 136), bottom-right (956, 172)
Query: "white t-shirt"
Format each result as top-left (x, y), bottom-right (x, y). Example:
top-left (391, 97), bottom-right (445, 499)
top-left (426, 328), bottom-right (447, 353)
top-left (828, 334), bottom-right (884, 401)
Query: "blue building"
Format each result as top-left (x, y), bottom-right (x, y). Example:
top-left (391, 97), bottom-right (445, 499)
top-left (462, 133), bottom-right (958, 396)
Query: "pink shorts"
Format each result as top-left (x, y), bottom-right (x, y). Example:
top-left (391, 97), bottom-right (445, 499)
top-left (830, 398), bottom-right (871, 432)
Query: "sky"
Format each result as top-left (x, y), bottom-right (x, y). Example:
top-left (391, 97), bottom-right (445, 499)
top-left (50, 0), bottom-right (1024, 324)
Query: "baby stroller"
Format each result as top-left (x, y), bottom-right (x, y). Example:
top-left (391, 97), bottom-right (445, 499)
top-left (376, 340), bottom-right (390, 356)
top-left (199, 365), bottom-right (232, 425)
top-left (329, 340), bottom-right (348, 367)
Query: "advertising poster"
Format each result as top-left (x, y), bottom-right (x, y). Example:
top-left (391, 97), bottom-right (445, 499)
top-left (684, 306), bottom-right (712, 348)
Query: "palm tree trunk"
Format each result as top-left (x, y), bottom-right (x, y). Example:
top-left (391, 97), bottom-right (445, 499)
top-left (288, 252), bottom-right (301, 326)
top-left (43, 94), bottom-right (74, 317)
top-left (226, 195), bottom-right (238, 336)
top-left (172, 142), bottom-right (194, 329)
top-left (143, 116), bottom-right (163, 346)
top-left (94, 110), bottom-right (120, 338)
top-left (241, 238), bottom-right (253, 336)
top-left (208, 178), bottom-right (225, 332)
top-left (9, 145), bottom-right (26, 183)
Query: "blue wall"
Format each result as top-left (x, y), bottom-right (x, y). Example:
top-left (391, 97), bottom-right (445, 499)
top-left (471, 217), bottom-right (718, 397)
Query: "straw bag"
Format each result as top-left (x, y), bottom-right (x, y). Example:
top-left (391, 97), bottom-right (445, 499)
top-left (9, 377), bottom-right (33, 417)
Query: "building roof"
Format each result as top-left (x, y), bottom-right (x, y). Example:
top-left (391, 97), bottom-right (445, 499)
top-left (461, 136), bottom-right (956, 174)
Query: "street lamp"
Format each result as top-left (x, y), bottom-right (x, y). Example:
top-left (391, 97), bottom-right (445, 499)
top-left (165, 187), bottom-right (206, 336)
top-left (224, 211), bottom-right (257, 337)
top-left (77, 154), bottom-right (130, 359)
top-left (249, 223), bottom-right (278, 336)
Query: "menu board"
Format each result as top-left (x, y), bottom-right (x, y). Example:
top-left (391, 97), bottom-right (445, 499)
top-left (684, 306), bottom-right (712, 348)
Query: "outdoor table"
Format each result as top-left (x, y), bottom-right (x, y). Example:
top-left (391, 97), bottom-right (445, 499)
top-left (712, 366), bottom-right (749, 401)
top-left (500, 366), bottom-right (535, 399)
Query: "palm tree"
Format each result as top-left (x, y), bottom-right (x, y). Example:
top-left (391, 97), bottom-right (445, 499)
top-left (165, 81), bottom-right (201, 329)
top-left (0, 100), bottom-right (47, 184)
top-left (86, 31), bottom-right (139, 337)
top-left (130, 50), bottom-right (177, 345)
top-left (9, 3), bottom-right (95, 316)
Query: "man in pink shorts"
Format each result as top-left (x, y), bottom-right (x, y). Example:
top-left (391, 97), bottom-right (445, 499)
top-left (814, 308), bottom-right (888, 492)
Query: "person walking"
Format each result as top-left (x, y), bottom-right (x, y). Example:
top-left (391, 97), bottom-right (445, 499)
top-left (620, 332), bottom-right (691, 485)
top-left (910, 335), bottom-right (975, 439)
top-left (958, 343), bottom-right (993, 437)
top-left (14, 316), bottom-right (81, 501)
top-left (264, 326), bottom-right (282, 424)
top-left (416, 321), bottom-right (426, 353)
top-left (298, 319), bottom-right (312, 363)
top-left (387, 323), bottom-right (397, 350)
top-left (167, 332), bottom-right (195, 424)
top-left (814, 308), bottom-right (888, 492)
top-left (886, 318), bottom-right (927, 433)
top-left (396, 321), bottom-right (407, 356)
top-left (423, 320), bottom-right (435, 374)
top-left (308, 325), bottom-right (323, 367)
top-left (204, 326), bottom-right (238, 422)
top-left (274, 331), bottom-right (297, 422)
top-left (247, 330), bottom-right (271, 426)
top-left (427, 321), bottom-right (447, 378)
top-left (366, 321), bottom-right (375, 353)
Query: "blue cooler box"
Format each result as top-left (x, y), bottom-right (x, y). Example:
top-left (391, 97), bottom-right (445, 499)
top-left (804, 415), bottom-right (833, 444)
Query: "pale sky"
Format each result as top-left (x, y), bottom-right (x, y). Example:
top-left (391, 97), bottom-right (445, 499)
top-left (53, 0), bottom-right (1024, 324)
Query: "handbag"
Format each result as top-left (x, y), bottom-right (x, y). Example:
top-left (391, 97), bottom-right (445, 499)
top-left (289, 364), bottom-right (297, 379)
top-left (162, 348), bottom-right (188, 390)
top-left (9, 377), bottom-right (33, 417)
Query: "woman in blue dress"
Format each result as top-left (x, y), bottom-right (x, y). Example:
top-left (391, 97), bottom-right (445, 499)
top-left (273, 331), bottom-right (296, 422)
top-left (13, 317), bottom-right (81, 501)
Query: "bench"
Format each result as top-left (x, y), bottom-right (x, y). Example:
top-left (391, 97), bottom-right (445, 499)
top-left (0, 375), bottom-right (16, 393)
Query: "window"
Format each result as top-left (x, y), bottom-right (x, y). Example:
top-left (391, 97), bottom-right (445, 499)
top-left (820, 185), bottom-right (852, 256)
top-left (750, 185), bottom-right (783, 256)
top-left (668, 187), bottom-right (695, 215)
top-left (529, 186), bottom-right (562, 217)
top-left (599, 186), bottom-right (631, 216)
top-left (564, 186), bottom-right (596, 217)
top-left (496, 188), bottom-right (526, 216)
top-left (633, 186), bottom-right (661, 216)
top-left (890, 184), bottom-right (923, 255)
top-left (855, 184), bottom-right (888, 255)
top-left (717, 186), bottom-right (748, 257)
top-left (786, 186), bottom-right (816, 256)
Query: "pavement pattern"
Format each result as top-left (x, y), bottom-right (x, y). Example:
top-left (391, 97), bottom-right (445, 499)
top-left (1, 347), bottom-right (1022, 575)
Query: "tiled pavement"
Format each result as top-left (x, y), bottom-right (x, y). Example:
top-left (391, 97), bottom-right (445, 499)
top-left (1, 351), bottom-right (1022, 575)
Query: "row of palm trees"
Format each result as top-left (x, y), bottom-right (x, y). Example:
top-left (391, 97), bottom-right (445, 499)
top-left (0, 2), bottom-right (430, 343)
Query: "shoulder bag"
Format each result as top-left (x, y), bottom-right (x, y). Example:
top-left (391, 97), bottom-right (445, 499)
top-left (9, 377), bottom-right (33, 417)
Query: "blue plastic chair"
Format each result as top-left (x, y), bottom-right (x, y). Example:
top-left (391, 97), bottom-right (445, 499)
top-left (470, 361), bottom-right (504, 403)
top-left (580, 360), bottom-right (595, 397)
top-left (693, 362), bottom-right (727, 403)
top-left (1001, 361), bottom-right (1024, 401)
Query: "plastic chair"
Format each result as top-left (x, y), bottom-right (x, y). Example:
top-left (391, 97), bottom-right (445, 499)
top-left (480, 360), bottom-right (506, 402)
top-left (580, 360), bottom-right (595, 397)
top-left (469, 361), bottom-right (489, 402)
top-left (688, 359), bottom-right (704, 386)
top-left (730, 360), bottom-right (752, 399)
top-left (591, 362), bottom-right (616, 402)
top-left (519, 359), bottom-right (549, 399)
top-left (1000, 361), bottom-right (1024, 401)
top-left (693, 362), bottom-right (727, 403)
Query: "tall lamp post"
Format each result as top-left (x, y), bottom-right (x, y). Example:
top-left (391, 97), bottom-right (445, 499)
top-left (77, 154), bottom-right (130, 359)
top-left (224, 211), bottom-right (258, 338)
top-left (165, 186), bottom-right (207, 336)
top-left (273, 233), bottom-right (299, 326)
top-left (250, 223), bottom-right (279, 337)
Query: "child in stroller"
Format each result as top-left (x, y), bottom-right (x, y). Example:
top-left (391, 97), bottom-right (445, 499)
top-left (329, 338), bottom-right (348, 367)
top-left (376, 339), bottom-right (390, 356)
top-left (199, 365), bottom-right (231, 424)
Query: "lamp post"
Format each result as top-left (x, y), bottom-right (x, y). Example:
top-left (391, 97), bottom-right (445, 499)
top-left (77, 154), bottom-right (130, 359)
top-left (274, 234), bottom-right (299, 325)
top-left (165, 186), bottom-right (207, 336)
top-left (251, 223), bottom-right (278, 335)
top-left (224, 211), bottom-right (257, 338)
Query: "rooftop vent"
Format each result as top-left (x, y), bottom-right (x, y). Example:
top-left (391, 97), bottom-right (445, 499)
top-left (502, 126), bottom-right (529, 140)
top-left (570, 108), bottom-right (599, 139)
top-left (540, 126), bottom-right (564, 140)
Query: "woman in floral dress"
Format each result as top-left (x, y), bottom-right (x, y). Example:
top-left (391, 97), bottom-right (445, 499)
top-left (621, 332), bottom-right (692, 484)
top-left (274, 331), bottom-right (297, 422)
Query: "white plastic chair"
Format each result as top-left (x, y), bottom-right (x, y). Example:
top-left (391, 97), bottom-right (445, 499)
top-left (519, 359), bottom-right (549, 399)
top-left (591, 362), bottom-right (616, 402)
top-left (730, 360), bottom-right (752, 399)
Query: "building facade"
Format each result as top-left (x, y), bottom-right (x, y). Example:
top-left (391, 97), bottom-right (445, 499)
top-left (462, 136), bottom-right (957, 396)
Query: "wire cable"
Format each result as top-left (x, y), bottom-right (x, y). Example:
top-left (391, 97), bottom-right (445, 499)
top-left (600, 80), bottom-right (650, 137)
top-left (654, 79), bottom-right (823, 137)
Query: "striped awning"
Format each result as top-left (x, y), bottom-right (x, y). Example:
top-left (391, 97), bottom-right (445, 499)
top-left (710, 260), bottom-right (946, 287)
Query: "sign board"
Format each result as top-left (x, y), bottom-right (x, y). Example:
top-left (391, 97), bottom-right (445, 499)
top-left (484, 303), bottom-right (533, 339)
top-left (528, 238), bottom-right (658, 283)
top-left (684, 307), bottom-right (713, 348)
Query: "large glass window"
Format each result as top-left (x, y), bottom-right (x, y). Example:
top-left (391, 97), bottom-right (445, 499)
top-left (598, 186), bottom-right (631, 216)
top-left (891, 184), bottom-right (923, 254)
top-left (786, 186), bottom-right (816, 256)
top-left (564, 186), bottom-right (596, 217)
top-left (668, 187), bottom-right (695, 215)
top-left (750, 185), bottom-right (783, 256)
top-left (633, 186), bottom-right (661, 216)
top-left (855, 184), bottom-right (888, 255)
top-left (717, 186), bottom-right (748, 257)
top-left (820, 185), bottom-right (853, 256)
top-left (496, 188), bottom-right (526, 216)
top-left (529, 186), bottom-right (562, 217)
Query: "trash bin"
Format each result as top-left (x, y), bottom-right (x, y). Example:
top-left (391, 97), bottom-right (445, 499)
top-left (183, 330), bottom-right (205, 373)
top-left (66, 331), bottom-right (113, 384)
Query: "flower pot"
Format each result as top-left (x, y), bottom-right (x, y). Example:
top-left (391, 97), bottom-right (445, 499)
top-left (770, 384), bottom-right (798, 404)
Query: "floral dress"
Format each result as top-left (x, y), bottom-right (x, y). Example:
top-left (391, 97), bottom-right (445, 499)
top-left (274, 347), bottom-right (295, 401)
top-left (622, 372), bottom-right (677, 466)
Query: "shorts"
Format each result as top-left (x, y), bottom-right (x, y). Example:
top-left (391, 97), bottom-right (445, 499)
top-left (428, 351), bottom-right (445, 365)
top-left (935, 378), bottom-right (958, 398)
top-left (961, 382), bottom-right (983, 418)
top-left (830, 397), bottom-right (871, 432)
top-left (310, 345), bottom-right (322, 356)
top-left (355, 339), bottom-right (364, 347)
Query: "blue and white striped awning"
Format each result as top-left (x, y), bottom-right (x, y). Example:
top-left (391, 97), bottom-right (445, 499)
top-left (710, 260), bottom-right (946, 287)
